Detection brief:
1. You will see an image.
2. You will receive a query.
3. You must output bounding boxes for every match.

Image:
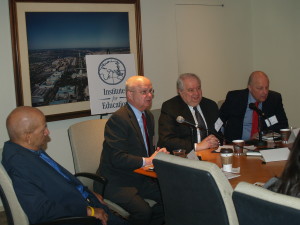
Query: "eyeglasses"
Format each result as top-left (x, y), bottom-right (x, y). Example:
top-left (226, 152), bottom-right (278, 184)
top-left (129, 89), bottom-right (154, 95)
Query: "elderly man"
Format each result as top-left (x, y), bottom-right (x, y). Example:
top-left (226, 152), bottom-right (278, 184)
top-left (94, 76), bottom-right (168, 225)
top-left (158, 73), bottom-right (220, 154)
top-left (219, 71), bottom-right (289, 141)
top-left (2, 106), bottom-right (128, 225)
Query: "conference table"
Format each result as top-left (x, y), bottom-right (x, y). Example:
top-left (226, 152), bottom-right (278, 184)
top-left (135, 142), bottom-right (289, 188)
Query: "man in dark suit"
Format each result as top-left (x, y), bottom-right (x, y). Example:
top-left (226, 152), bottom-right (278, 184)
top-left (158, 73), bottom-right (220, 154)
top-left (219, 71), bottom-right (289, 141)
top-left (2, 106), bottom-right (127, 225)
top-left (95, 76), bottom-right (168, 225)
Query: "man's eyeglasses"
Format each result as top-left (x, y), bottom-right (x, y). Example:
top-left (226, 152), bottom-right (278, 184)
top-left (129, 89), bottom-right (154, 95)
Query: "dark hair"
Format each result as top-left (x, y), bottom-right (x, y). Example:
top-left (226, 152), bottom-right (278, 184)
top-left (276, 132), bottom-right (300, 196)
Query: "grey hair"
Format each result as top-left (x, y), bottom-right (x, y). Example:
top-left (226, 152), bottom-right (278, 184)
top-left (177, 73), bottom-right (201, 91)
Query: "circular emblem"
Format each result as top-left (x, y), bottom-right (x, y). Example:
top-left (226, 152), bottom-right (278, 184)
top-left (98, 57), bottom-right (126, 85)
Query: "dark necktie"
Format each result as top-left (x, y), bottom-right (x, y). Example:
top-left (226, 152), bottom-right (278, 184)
top-left (193, 106), bottom-right (208, 140)
top-left (142, 113), bottom-right (151, 156)
top-left (250, 102), bottom-right (259, 137)
top-left (39, 151), bottom-right (89, 199)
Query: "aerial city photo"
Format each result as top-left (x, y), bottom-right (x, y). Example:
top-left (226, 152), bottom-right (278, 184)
top-left (26, 11), bottom-right (130, 107)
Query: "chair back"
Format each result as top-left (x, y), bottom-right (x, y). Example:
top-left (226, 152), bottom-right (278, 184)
top-left (68, 119), bottom-right (108, 190)
top-left (150, 108), bottom-right (160, 146)
top-left (233, 182), bottom-right (300, 225)
top-left (68, 119), bottom-right (134, 218)
top-left (0, 148), bottom-right (29, 225)
top-left (153, 153), bottom-right (238, 225)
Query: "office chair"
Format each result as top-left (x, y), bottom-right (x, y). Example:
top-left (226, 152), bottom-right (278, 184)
top-left (150, 108), bottom-right (161, 145)
top-left (233, 181), bottom-right (300, 225)
top-left (68, 119), bottom-right (155, 219)
top-left (153, 153), bottom-right (238, 225)
top-left (0, 148), bottom-right (97, 225)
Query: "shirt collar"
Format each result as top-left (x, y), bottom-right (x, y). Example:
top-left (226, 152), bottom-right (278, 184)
top-left (128, 102), bottom-right (143, 119)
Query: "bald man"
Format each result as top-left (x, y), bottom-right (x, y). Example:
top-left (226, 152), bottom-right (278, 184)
top-left (2, 106), bottom-right (128, 225)
top-left (219, 71), bottom-right (289, 141)
top-left (94, 76), bottom-right (168, 225)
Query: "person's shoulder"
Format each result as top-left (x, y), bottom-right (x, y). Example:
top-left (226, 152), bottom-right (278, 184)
top-left (109, 104), bottom-right (129, 117)
top-left (268, 90), bottom-right (282, 97)
top-left (162, 95), bottom-right (181, 104)
top-left (227, 88), bottom-right (248, 96)
top-left (201, 97), bottom-right (216, 104)
top-left (162, 95), bottom-right (183, 107)
top-left (2, 142), bottom-right (34, 171)
top-left (201, 97), bottom-right (218, 109)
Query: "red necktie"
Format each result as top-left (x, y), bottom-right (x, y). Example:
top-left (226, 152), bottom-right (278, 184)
top-left (250, 102), bottom-right (259, 137)
top-left (142, 113), bottom-right (150, 155)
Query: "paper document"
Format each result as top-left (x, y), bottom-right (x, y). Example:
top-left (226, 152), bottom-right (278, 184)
top-left (260, 148), bottom-right (290, 162)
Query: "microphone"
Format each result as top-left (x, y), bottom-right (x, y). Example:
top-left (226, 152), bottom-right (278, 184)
top-left (176, 116), bottom-right (224, 141)
top-left (176, 116), bottom-right (198, 128)
top-left (249, 103), bottom-right (266, 119)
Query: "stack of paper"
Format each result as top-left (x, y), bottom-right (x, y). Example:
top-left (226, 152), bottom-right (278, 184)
top-left (260, 148), bottom-right (290, 162)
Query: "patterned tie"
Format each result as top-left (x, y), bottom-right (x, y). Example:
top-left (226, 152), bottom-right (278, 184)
top-left (142, 113), bottom-right (151, 155)
top-left (39, 151), bottom-right (89, 199)
top-left (250, 102), bottom-right (259, 137)
top-left (193, 106), bottom-right (208, 140)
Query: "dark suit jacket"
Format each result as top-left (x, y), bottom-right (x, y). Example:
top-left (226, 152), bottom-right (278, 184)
top-left (157, 95), bottom-right (219, 153)
top-left (97, 103), bottom-right (155, 188)
top-left (2, 141), bottom-right (89, 224)
top-left (219, 89), bottom-right (289, 141)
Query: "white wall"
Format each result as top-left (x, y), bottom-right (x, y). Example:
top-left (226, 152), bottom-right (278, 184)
top-left (251, 0), bottom-right (300, 127)
top-left (174, 0), bottom-right (253, 101)
top-left (0, 0), bottom-right (299, 206)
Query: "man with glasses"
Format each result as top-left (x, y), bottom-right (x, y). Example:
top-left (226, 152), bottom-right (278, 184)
top-left (158, 73), bottom-right (220, 154)
top-left (95, 76), bottom-right (168, 225)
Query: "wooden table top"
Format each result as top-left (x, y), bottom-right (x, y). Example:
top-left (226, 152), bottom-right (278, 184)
top-left (135, 146), bottom-right (287, 188)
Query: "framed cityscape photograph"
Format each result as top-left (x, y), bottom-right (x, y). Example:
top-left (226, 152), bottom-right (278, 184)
top-left (9, 0), bottom-right (143, 121)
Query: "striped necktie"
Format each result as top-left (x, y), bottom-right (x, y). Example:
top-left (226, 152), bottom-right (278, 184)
top-left (142, 113), bottom-right (150, 155)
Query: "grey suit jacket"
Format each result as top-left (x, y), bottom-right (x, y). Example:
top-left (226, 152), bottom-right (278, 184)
top-left (97, 103), bottom-right (155, 187)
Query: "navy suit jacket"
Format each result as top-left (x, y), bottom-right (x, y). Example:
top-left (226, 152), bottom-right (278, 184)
top-left (158, 95), bottom-right (219, 153)
top-left (219, 89), bottom-right (289, 141)
top-left (2, 141), bottom-right (90, 224)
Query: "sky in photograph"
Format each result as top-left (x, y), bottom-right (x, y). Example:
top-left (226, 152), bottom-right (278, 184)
top-left (26, 12), bottom-right (130, 50)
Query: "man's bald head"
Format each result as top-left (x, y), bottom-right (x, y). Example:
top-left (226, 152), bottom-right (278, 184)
top-left (247, 71), bottom-right (269, 103)
top-left (125, 75), bottom-right (153, 111)
top-left (6, 106), bottom-right (49, 150)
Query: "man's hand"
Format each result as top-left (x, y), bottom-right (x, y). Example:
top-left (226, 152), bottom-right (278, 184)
top-left (144, 147), bottom-right (169, 166)
top-left (87, 207), bottom-right (108, 225)
top-left (195, 134), bottom-right (219, 151)
top-left (92, 191), bottom-right (106, 205)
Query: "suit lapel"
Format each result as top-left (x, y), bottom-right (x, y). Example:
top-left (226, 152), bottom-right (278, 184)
top-left (125, 104), bottom-right (148, 154)
top-left (144, 110), bottom-right (154, 154)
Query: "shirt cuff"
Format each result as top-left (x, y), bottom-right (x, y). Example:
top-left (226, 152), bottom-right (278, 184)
top-left (194, 143), bottom-right (197, 151)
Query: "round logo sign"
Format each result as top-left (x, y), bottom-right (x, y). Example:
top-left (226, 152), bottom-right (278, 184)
top-left (98, 57), bottom-right (126, 85)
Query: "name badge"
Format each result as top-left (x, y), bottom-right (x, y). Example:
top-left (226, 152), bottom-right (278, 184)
top-left (265, 115), bottom-right (278, 127)
top-left (215, 118), bottom-right (223, 132)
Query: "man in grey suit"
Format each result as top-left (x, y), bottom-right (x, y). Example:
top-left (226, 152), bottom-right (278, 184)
top-left (95, 76), bottom-right (168, 225)
top-left (158, 73), bottom-right (220, 154)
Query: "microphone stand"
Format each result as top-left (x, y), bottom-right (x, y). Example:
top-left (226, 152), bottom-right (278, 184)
top-left (255, 115), bottom-right (267, 147)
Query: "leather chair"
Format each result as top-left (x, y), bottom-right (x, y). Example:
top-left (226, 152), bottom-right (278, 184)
top-left (233, 181), bottom-right (300, 225)
top-left (68, 119), bottom-right (155, 219)
top-left (0, 148), bottom-right (97, 225)
top-left (153, 152), bottom-right (238, 225)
